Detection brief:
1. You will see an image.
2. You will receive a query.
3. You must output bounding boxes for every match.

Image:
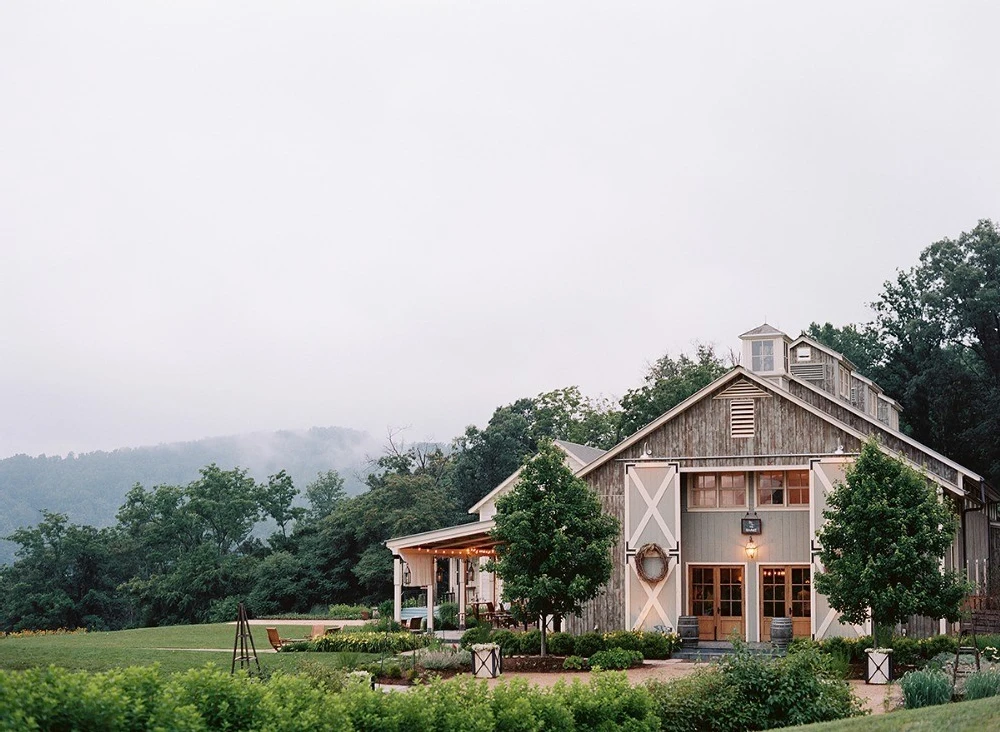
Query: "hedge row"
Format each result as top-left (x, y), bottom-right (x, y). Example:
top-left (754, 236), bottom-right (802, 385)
top-left (284, 631), bottom-right (429, 654)
top-left (787, 634), bottom-right (976, 666)
top-left (0, 665), bottom-right (660, 731)
top-left (459, 628), bottom-right (680, 659)
top-left (0, 646), bottom-right (865, 731)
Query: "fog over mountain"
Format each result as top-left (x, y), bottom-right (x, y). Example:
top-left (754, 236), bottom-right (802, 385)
top-left (0, 426), bottom-right (382, 565)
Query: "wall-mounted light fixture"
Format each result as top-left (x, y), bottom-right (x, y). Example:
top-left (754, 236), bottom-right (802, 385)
top-left (402, 562), bottom-right (411, 585)
top-left (744, 537), bottom-right (758, 560)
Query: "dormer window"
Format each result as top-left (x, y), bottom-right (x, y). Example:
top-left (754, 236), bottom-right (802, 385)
top-left (796, 346), bottom-right (811, 362)
top-left (752, 340), bottom-right (774, 371)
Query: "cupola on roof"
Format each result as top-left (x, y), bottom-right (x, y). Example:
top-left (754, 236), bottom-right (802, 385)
top-left (739, 323), bottom-right (787, 339)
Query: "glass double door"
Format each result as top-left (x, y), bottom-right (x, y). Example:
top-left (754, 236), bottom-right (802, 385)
top-left (690, 565), bottom-right (744, 641)
top-left (761, 565), bottom-right (811, 639)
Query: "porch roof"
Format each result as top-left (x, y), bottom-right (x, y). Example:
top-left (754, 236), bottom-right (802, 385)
top-left (384, 519), bottom-right (498, 558)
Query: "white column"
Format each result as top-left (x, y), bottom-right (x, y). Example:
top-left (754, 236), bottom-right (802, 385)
top-left (426, 578), bottom-right (435, 633)
top-left (458, 557), bottom-right (467, 630)
top-left (393, 558), bottom-right (402, 624)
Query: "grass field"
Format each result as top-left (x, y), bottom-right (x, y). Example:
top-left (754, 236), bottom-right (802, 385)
top-left (0, 624), bottom-right (380, 674)
top-left (792, 694), bottom-right (1000, 731)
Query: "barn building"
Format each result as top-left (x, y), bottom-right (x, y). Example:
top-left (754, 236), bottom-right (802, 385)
top-left (387, 324), bottom-right (996, 641)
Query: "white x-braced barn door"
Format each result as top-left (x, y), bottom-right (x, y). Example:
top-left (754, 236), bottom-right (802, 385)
top-left (625, 463), bottom-right (681, 631)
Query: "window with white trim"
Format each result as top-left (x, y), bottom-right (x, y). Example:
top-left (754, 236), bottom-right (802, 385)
top-left (752, 340), bottom-right (774, 371)
top-left (689, 472), bottom-right (747, 509)
top-left (757, 470), bottom-right (809, 507)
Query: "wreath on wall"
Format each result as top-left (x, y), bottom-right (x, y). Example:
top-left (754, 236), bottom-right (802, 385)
top-left (634, 543), bottom-right (670, 584)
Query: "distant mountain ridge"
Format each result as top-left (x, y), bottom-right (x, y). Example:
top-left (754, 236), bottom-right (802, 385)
top-left (0, 426), bottom-right (382, 565)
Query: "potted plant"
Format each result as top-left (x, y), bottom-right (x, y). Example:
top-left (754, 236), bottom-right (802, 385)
top-left (866, 647), bottom-right (893, 684)
top-left (471, 642), bottom-right (502, 678)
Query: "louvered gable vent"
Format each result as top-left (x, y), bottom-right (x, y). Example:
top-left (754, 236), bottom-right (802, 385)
top-left (713, 378), bottom-right (768, 438)
top-left (713, 379), bottom-right (771, 401)
top-left (790, 363), bottom-right (825, 382)
top-left (730, 400), bottom-right (755, 438)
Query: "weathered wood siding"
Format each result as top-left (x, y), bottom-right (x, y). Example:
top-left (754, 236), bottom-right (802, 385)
top-left (787, 380), bottom-right (959, 486)
top-left (570, 377), bottom-right (860, 633)
top-left (569, 373), bottom-right (974, 634)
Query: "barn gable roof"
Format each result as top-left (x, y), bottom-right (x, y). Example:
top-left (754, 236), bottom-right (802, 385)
top-left (576, 366), bottom-right (981, 496)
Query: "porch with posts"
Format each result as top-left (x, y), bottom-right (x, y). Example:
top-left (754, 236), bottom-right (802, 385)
top-left (385, 521), bottom-right (499, 632)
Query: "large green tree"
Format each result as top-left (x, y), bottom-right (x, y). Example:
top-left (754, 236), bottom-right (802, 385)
top-left (617, 345), bottom-right (729, 439)
top-left (0, 512), bottom-right (134, 631)
top-left (487, 441), bottom-right (620, 656)
top-left (449, 387), bottom-right (621, 511)
top-left (814, 438), bottom-right (969, 647)
top-left (811, 219), bottom-right (1000, 486)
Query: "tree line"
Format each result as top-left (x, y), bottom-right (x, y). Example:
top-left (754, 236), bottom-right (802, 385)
top-left (2, 219), bottom-right (997, 631)
top-left (0, 351), bottom-right (730, 632)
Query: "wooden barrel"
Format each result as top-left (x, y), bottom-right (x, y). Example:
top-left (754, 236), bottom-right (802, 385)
top-left (770, 617), bottom-right (793, 649)
top-left (677, 616), bottom-right (699, 647)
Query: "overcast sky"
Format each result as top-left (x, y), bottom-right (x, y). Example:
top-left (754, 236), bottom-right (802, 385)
top-left (2, 2), bottom-right (998, 459)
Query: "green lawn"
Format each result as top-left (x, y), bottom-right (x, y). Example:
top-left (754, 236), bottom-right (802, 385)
top-left (793, 695), bottom-right (1000, 731)
top-left (0, 624), bottom-right (380, 675)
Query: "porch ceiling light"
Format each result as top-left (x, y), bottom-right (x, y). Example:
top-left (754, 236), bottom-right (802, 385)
top-left (744, 537), bottom-right (758, 560)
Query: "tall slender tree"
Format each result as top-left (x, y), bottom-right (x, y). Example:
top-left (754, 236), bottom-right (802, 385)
top-left (488, 441), bottom-right (620, 656)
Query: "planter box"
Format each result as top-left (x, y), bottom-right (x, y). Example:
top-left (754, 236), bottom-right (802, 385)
top-left (866, 648), bottom-right (892, 684)
top-left (473, 646), bottom-right (502, 679)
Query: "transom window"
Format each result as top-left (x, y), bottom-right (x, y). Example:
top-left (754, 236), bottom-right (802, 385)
top-left (757, 470), bottom-right (809, 507)
top-left (752, 340), bottom-right (774, 371)
top-left (690, 472), bottom-right (747, 509)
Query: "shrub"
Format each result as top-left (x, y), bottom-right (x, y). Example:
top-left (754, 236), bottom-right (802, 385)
top-left (647, 670), bottom-right (747, 732)
top-left (921, 634), bottom-right (957, 659)
top-left (900, 668), bottom-right (953, 708)
top-left (602, 630), bottom-right (643, 651)
top-left (553, 671), bottom-right (659, 730)
top-left (327, 604), bottom-right (371, 620)
top-left (489, 629), bottom-right (520, 655)
top-left (206, 595), bottom-right (245, 623)
top-left (964, 669), bottom-right (1000, 700)
top-left (648, 644), bottom-right (864, 731)
top-left (562, 655), bottom-right (589, 670)
top-left (309, 631), bottom-right (426, 654)
top-left (518, 629), bottom-right (542, 655)
top-left (546, 632), bottom-right (575, 656)
top-left (573, 632), bottom-right (605, 658)
top-left (418, 648), bottom-right (472, 671)
top-left (459, 625), bottom-right (491, 649)
top-left (490, 678), bottom-right (575, 731)
top-left (168, 666), bottom-right (262, 730)
top-left (589, 648), bottom-right (643, 670)
top-left (640, 631), bottom-right (678, 660)
top-left (435, 602), bottom-right (459, 630)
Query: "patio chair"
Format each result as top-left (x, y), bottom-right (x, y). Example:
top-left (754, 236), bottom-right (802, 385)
top-left (266, 627), bottom-right (307, 651)
top-left (407, 617), bottom-right (424, 634)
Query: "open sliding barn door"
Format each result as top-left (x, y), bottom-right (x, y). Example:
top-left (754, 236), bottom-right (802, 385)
top-left (625, 463), bottom-right (681, 631)
top-left (809, 458), bottom-right (868, 639)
